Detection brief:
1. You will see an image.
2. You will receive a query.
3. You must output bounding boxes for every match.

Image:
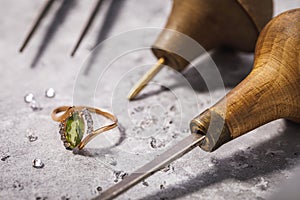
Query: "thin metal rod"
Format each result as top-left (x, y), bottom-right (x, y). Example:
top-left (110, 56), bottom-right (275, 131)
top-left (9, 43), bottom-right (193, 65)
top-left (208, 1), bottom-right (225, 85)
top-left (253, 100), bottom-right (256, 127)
top-left (70, 0), bottom-right (103, 57)
top-left (94, 134), bottom-right (205, 200)
top-left (19, 0), bottom-right (55, 52)
top-left (127, 57), bottom-right (165, 100)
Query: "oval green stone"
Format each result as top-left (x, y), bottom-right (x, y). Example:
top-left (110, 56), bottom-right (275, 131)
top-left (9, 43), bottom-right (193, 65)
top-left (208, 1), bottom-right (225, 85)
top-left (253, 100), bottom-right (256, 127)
top-left (65, 112), bottom-right (85, 148)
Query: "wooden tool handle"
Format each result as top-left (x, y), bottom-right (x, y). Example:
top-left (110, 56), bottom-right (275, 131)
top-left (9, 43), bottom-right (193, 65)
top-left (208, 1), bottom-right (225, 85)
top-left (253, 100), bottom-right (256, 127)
top-left (151, 0), bottom-right (273, 71)
top-left (190, 9), bottom-right (300, 152)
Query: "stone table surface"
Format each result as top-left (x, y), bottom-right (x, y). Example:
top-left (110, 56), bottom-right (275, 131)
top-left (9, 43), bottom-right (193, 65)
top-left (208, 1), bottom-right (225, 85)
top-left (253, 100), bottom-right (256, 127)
top-left (1, 0), bottom-right (300, 200)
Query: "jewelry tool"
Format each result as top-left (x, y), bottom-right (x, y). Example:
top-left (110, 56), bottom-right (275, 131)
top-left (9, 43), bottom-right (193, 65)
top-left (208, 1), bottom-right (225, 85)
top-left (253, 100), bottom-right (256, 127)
top-left (128, 0), bottom-right (273, 100)
top-left (19, 0), bottom-right (55, 52)
top-left (71, 0), bottom-right (104, 57)
top-left (97, 9), bottom-right (300, 199)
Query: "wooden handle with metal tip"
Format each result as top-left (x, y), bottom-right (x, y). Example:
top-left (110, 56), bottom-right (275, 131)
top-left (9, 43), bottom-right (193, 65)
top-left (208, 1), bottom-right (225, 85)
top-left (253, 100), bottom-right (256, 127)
top-left (190, 9), bottom-right (300, 152)
top-left (152, 0), bottom-right (273, 71)
top-left (128, 0), bottom-right (273, 100)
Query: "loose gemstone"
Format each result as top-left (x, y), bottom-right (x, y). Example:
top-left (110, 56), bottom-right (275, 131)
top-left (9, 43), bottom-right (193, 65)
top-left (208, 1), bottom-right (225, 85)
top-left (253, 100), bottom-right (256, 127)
top-left (32, 159), bottom-right (44, 168)
top-left (45, 88), bottom-right (56, 98)
top-left (65, 112), bottom-right (85, 148)
top-left (142, 180), bottom-right (149, 187)
top-left (26, 128), bottom-right (38, 142)
top-left (30, 100), bottom-right (42, 111)
top-left (96, 186), bottom-right (103, 192)
top-left (113, 171), bottom-right (128, 183)
top-left (24, 93), bottom-right (35, 103)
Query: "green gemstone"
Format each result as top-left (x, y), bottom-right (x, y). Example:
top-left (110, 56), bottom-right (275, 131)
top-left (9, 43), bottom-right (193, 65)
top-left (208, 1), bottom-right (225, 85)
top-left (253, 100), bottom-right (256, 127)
top-left (65, 112), bottom-right (85, 148)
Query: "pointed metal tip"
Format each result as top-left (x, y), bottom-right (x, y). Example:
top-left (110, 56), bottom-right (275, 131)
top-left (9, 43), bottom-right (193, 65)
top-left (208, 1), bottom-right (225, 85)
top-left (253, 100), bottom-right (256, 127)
top-left (127, 88), bottom-right (139, 100)
top-left (127, 57), bottom-right (165, 101)
top-left (70, 50), bottom-right (76, 57)
top-left (95, 134), bottom-right (205, 200)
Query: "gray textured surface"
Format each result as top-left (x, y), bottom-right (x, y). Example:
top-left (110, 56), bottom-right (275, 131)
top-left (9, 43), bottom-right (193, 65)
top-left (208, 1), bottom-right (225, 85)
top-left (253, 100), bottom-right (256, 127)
top-left (1, 0), bottom-right (300, 200)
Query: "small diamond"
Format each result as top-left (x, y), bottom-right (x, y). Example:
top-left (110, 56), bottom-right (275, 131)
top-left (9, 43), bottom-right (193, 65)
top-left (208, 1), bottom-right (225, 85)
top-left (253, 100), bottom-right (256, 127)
top-left (142, 180), bottom-right (149, 187)
top-left (61, 134), bottom-right (66, 141)
top-left (59, 128), bottom-right (64, 135)
top-left (64, 142), bottom-right (70, 148)
top-left (24, 93), bottom-right (35, 103)
top-left (59, 123), bottom-right (65, 129)
top-left (82, 108), bottom-right (89, 115)
top-left (96, 186), bottom-right (102, 192)
top-left (26, 129), bottom-right (38, 142)
top-left (45, 88), bottom-right (55, 98)
top-left (161, 164), bottom-right (171, 172)
top-left (32, 159), bottom-right (44, 168)
top-left (30, 100), bottom-right (42, 111)
top-left (82, 109), bottom-right (93, 134)
top-left (113, 170), bottom-right (128, 183)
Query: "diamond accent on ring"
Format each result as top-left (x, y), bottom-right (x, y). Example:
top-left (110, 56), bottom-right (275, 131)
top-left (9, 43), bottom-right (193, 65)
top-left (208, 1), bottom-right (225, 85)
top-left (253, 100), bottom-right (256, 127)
top-left (82, 108), bottom-right (93, 134)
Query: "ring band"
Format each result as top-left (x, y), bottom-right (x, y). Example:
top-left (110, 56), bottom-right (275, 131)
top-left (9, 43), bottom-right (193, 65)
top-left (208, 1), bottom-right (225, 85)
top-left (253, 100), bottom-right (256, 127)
top-left (51, 106), bottom-right (117, 150)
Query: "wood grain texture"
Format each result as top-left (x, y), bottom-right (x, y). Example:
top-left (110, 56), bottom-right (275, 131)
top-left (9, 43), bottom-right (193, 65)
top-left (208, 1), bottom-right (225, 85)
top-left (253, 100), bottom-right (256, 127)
top-left (151, 0), bottom-right (273, 71)
top-left (191, 9), bottom-right (300, 151)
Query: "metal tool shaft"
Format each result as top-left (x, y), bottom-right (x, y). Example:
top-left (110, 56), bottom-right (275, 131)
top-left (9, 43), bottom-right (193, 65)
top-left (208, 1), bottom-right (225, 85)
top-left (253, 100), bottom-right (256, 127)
top-left (94, 134), bottom-right (205, 200)
top-left (71, 0), bottom-right (103, 56)
top-left (127, 57), bottom-right (165, 100)
top-left (19, 0), bottom-right (55, 52)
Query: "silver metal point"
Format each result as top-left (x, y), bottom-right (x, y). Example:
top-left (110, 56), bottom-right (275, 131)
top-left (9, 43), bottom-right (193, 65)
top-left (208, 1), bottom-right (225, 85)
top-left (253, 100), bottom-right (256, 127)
top-left (94, 134), bottom-right (205, 200)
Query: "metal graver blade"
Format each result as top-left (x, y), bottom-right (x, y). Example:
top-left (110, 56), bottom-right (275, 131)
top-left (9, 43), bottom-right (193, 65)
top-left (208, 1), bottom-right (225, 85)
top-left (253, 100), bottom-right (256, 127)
top-left (93, 134), bottom-right (205, 200)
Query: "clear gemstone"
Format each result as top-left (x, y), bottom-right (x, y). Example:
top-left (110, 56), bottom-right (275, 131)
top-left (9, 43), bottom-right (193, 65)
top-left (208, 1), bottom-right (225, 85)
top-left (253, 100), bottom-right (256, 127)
top-left (45, 88), bottom-right (55, 98)
top-left (142, 180), bottom-right (149, 187)
top-left (96, 186), bottom-right (102, 192)
top-left (61, 135), bottom-right (66, 141)
top-left (24, 93), bottom-right (35, 103)
top-left (26, 129), bottom-right (38, 142)
top-left (113, 171), bottom-right (128, 183)
top-left (161, 164), bottom-right (171, 172)
top-left (32, 159), bottom-right (44, 168)
top-left (150, 137), bottom-right (165, 148)
top-left (59, 128), bottom-right (65, 135)
top-left (64, 142), bottom-right (71, 149)
top-left (30, 100), bottom-right (42, 111)
top-left (59, 123), bottom-right (65, 129)
top-left (82, 109), bottom-right (93, 134)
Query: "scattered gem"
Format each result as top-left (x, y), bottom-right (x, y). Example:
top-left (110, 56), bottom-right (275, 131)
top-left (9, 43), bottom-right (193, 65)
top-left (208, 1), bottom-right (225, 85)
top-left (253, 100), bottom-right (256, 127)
top-left (45, 88), bottom-right (56, 98)
top-left (142, 180), bottom-right (149, 187)
top-left (105, 154), bottom-right (117, 166)
top-left (1, 155), bottom-right (10, 161)
top-left (61, 196), bottom-right (70, 200)
top-left (161, 164), bottom-right (173, 172)
top-left (134, 106), bottom-right (144, 112)
top-left (24, 93), bottom-right (35, 103)
top-left (150, 137), bottom-right (165, 149)
top-left (113, 170), bottom-right (128, 183)
top-left (32, 159), bottom-right (44, 169)
top-left (169, 105), bottom-right (176, 111)
top-left (30, 100), bottom-right (42, 111)
top-left (160, 181), bottom-right (166, 190)
top-left (96, 186), bottom-right (103, 192)
top-left (150, 137), bottom-right (157, 148)
top-left (255, 177), bottom-right (269, 191)
top-left (13, 180), bottom-right (24, 191)
top-left (26, 128), bottom-right (38, 142)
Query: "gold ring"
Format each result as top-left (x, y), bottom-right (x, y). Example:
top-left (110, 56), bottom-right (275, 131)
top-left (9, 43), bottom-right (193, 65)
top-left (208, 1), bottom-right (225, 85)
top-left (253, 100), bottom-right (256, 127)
top-left (51, 106), bottom-right (118, 150)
